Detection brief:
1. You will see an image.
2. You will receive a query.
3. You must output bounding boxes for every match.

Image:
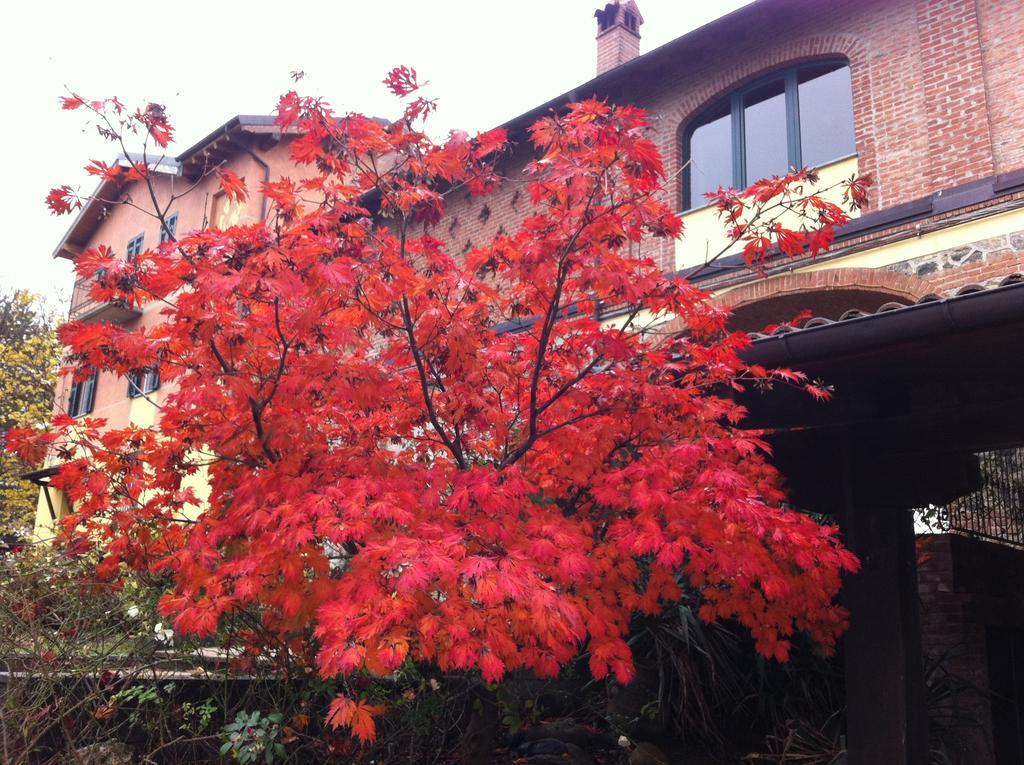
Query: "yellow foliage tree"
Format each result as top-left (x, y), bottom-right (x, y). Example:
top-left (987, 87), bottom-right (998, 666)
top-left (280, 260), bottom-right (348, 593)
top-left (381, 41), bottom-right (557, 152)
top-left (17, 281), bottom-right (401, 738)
top-left (0, 291), bottom-right (61, 537)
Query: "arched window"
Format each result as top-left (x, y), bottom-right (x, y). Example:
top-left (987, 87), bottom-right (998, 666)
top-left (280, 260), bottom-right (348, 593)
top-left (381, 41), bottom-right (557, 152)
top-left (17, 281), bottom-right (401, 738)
top-left (683, 61), bottom-right (856, 210)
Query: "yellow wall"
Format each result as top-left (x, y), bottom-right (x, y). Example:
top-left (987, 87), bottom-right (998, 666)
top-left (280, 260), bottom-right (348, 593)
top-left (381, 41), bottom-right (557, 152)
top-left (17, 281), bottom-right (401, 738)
top-left (31, 392), bottom-right (166, 541)
top-left (711, 198), bottom-right (1024, 305)
top-left (128, 393), bottom-right (160, 429)
top-left (32, 484), bottom-right (70, 541)
top-left (796, 205), bottom-right (1024, 273)
top-left (675, 156), bottom-right (861, 271)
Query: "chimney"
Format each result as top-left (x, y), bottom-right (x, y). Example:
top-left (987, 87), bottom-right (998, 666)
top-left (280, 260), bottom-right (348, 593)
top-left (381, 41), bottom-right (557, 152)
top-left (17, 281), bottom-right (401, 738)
top-left (594, 1), bottom-right (643, 75)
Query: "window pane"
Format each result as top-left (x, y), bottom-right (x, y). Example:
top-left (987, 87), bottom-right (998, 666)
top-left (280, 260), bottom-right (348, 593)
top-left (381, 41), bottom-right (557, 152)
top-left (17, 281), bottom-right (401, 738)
top-left (160, 213), bottom-right (178, 244)
top-left (69, 380), bottom-right (82, 416)
top-left (128, 371), bottom-right (141, 398)
top-left (687, 103), bottom-right (733, 209)
top-left (71, 371), bottom-right (97, 416)
top-left (82, 372), bottom-right (97, 415)
top-left (127, 234), bottom-right (144, 262)
top-left (799, 64), bottom-right (856, 168)
top-left (743, 78), bottom-right (789, 184)
top-left (145, 367), bottom-right (160, 393)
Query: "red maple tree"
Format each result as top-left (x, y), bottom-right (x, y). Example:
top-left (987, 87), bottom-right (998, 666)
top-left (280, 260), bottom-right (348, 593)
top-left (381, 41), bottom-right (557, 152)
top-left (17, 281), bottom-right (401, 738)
top-left (13, 69), bottom-right (865, 742)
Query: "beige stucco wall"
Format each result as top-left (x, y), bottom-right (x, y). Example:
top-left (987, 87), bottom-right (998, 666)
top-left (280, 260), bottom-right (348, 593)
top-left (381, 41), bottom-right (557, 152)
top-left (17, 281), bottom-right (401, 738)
top-left (35, 134), bottom-right (317, 540)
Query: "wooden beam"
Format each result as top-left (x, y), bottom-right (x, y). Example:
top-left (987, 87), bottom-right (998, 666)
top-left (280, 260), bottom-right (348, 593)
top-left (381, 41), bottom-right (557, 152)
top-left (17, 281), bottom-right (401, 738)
top-left (770, 433), bottom-right (981, 511)
top-left (842, 505), bottom-right (928, 764)
top-left (840, 462), bottom-right (929, 764)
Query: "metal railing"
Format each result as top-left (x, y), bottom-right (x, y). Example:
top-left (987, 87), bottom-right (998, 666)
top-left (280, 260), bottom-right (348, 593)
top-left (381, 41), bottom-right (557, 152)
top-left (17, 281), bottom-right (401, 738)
top-left (68, 275), bottom-right (101, 322)
top-left (68, 274), bottom-right (140, 324)
top-left (938, 448), bottom-right (1024, 547)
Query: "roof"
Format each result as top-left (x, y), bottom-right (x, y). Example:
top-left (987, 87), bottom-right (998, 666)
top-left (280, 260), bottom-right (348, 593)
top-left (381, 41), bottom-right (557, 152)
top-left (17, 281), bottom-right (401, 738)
top-left (52, 2), bottom-right (768, 260)
top-left (742, 272), bottom-right (1024, 366)
top-left (51, 154), bottom-right (181, 260)
top-left (742, 270), bottom-right (1024, 392)
top-left (731, 272), bottom-right (1024, 511)
top-left (174, 115), bottom-right (279, 164)
top-left (53, 116), bottom-right (283, 260)
top-left (174, 114), bottom-right (389, 163)
top-left (54, 110), bottom-right (401, 259)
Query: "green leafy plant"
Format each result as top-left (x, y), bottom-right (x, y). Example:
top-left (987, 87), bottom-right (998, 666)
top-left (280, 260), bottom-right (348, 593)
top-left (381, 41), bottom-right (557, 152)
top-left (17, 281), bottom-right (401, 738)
top-left (220, 710), bottom-right (287, 764)
top-left (110, 682), bottom-right (167, 728)
top-left (181, 697), bottom-right (218, 734)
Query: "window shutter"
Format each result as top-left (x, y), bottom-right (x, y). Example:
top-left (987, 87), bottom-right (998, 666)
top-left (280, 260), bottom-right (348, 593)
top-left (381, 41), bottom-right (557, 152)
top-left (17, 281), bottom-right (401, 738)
top-left (127, 371), bottom-right (142, 398)
top-left (69, 380), bottom-right (82, 416)
top-left (82, 371), bottom-right (97, 415)
top-left (160, 214), bottom-right (178, 243)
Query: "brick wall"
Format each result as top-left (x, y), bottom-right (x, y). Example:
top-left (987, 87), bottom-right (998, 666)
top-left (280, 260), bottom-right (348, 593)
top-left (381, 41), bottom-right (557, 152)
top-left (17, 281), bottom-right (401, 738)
top-left (597, 27), bottom-right (641, 75)
top-left (916, 0), bottom-right (995, 189)
top-left (977, 0), bottom-right (1024, 174)
top-left (440, 0), bottom-right (1024, 278)
top-left (916, 533), bottom-right (997, 764)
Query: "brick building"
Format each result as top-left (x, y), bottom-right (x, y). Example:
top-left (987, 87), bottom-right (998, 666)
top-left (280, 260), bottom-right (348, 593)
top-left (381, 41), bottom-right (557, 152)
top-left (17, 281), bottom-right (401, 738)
top-left (31, 1), bottom-right (1024, 762)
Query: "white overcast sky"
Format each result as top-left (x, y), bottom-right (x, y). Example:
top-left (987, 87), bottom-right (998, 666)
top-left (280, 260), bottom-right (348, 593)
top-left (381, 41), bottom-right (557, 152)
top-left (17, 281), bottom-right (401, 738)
top-left (0, 0), bottom-right (749, 308)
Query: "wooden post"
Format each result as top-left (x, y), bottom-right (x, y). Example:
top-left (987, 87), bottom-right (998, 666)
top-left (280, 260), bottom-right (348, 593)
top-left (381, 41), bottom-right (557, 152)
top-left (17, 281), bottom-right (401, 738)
top-left (842, 504), bottom-right (929, 765)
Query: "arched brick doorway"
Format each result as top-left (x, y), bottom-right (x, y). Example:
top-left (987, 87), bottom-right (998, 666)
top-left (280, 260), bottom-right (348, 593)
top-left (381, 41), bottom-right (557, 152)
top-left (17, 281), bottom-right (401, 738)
top-left (718, 268), bottom-right (934, 333)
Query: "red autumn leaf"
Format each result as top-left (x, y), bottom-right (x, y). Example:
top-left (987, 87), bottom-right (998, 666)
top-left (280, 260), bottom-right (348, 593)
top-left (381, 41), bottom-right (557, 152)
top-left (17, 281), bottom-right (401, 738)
top-left (45, 186), bottom-right (81, 216)
top-left (472, 127), bottom-right (507, 160)
top-left (383, 65), bottom-right (421, 97)
top-left (326, 695), bottom-right (382, 742)
top-left (85, 160), bottom-right (121, 181)
top-left (216, 170), bottom-right (248, 203)
top-left (137, 102), bottom-right (174, 148)
top-left (844, 173), bottom-right (874, 209)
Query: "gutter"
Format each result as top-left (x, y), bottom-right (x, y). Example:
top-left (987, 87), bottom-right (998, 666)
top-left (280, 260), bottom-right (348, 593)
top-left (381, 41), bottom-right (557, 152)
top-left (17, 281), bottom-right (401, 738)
top-left (741, 281), bottom-right (1024, 368)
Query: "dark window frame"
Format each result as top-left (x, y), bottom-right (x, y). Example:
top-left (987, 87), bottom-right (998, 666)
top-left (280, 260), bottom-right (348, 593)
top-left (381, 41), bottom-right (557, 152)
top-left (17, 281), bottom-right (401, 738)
top-left (127, 366), bottom-right (160, 398)
top-left (126, 232), bottom-right (145, 262)
top-left (682, 58), bottom-right (855, 211)
top-left (68, 370), bottom-right (98, 418)
top-left (159, 213), bottom-right (178, 244)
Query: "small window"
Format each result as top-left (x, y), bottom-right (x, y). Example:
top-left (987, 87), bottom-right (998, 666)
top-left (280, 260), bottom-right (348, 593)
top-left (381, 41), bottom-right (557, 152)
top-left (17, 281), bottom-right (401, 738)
top-left (683, 61), bottom-right (856, 210)
top-left (69, 371), bottom-right (98, 418)
top-left (127, 367), bottom-right (160, 398)
top-left (159, 213), bottom-right (178, 243)
top-left (126, 233), bottom-right (145, 262)
top-left (210, 189), bottom-right (245, 229)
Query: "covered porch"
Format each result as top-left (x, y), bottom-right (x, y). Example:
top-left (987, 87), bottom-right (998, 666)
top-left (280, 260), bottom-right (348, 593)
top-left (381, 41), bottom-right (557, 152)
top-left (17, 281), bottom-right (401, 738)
top-left (739, 277), bottom-right (1024, 764)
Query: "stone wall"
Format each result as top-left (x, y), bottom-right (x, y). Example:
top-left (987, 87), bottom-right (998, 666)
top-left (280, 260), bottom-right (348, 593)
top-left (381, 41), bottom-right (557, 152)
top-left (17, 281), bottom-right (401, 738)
top-left (886, 230), bottom-right (1024, 294)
